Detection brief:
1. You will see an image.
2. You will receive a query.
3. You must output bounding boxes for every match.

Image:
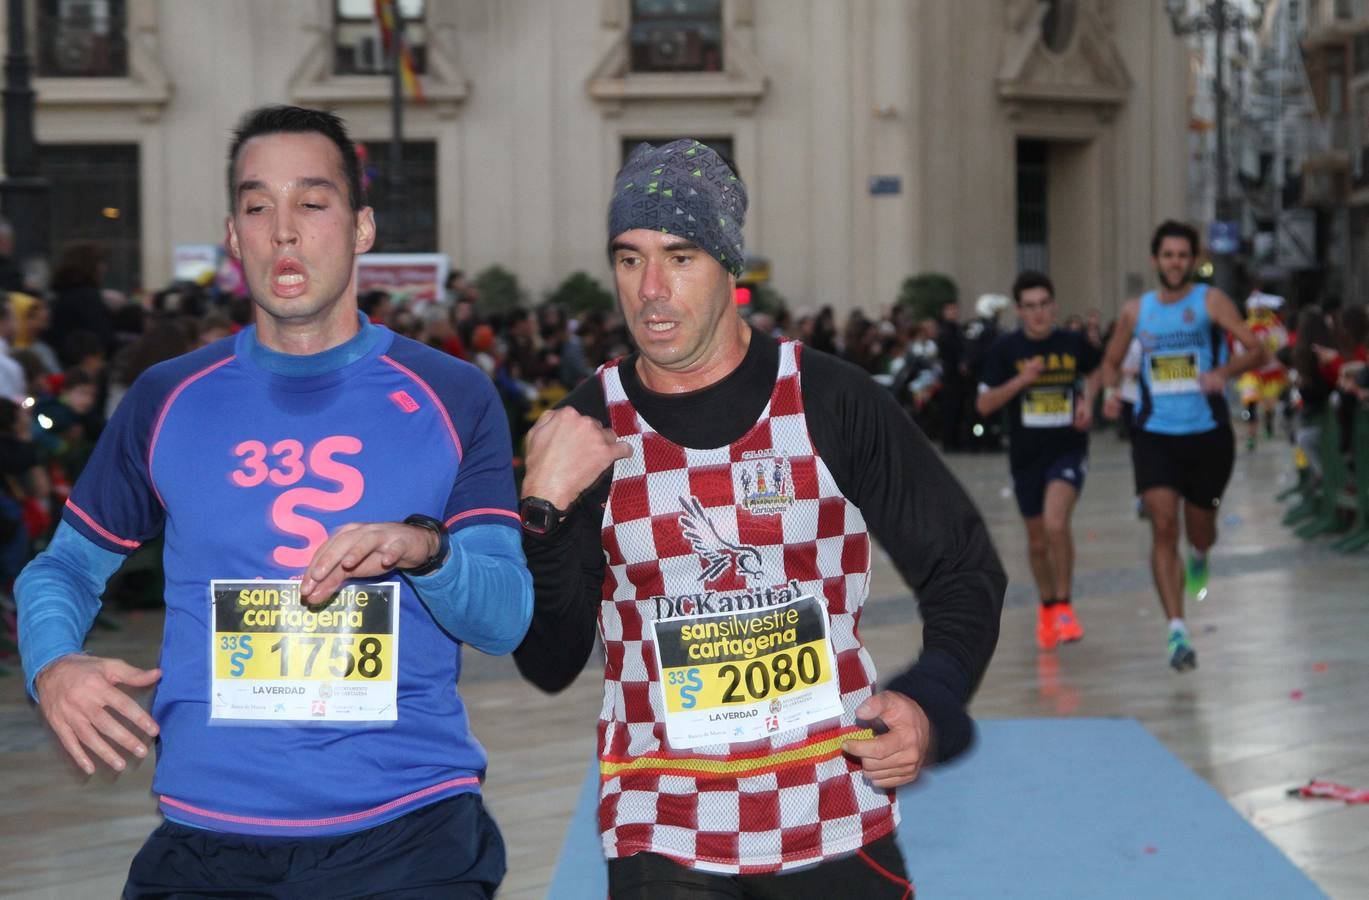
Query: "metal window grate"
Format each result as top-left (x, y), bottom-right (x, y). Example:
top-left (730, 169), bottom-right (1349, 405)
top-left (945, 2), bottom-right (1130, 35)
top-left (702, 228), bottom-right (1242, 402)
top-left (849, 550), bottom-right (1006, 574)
top-left (1017, 140), bottom-right (1049, 273)
top-left (37, 0), bottom-right (128, 78)
top-left (39, 143), bottom-right (141, 292)
top-left (334, 0), bottom-right (427, 76)
top-left (629, 0), bottom-right (723, 73)
top-left (361, 141), bottom-right (438, 253)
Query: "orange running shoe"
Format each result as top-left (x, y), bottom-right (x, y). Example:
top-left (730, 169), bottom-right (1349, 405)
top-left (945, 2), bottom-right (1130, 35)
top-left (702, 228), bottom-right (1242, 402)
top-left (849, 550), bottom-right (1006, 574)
top-left (1053, 603), bottom-right (1084, 643)
top-left (1036, 604), bottom-right (1059, 651)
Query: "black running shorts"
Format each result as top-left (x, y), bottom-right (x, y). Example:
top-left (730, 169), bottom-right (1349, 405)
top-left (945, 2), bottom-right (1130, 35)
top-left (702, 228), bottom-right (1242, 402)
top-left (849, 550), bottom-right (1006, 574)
top-left (1130, 425), bottom-right (1235, 509)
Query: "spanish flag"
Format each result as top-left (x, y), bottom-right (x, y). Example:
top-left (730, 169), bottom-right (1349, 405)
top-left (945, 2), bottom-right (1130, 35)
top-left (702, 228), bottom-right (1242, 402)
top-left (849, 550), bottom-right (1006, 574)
top-left (374, 0), bottom-right (425, 103)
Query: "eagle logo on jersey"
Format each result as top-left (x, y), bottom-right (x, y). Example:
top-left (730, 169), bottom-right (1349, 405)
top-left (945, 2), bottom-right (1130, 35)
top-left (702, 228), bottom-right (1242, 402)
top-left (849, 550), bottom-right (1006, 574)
top-left (678, 495), bottom-right (764, 584)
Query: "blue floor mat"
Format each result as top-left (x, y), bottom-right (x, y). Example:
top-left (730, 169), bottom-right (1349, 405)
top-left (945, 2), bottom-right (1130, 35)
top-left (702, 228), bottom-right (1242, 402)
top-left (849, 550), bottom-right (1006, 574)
top-left (548, 718), bottom-right (1324, 899)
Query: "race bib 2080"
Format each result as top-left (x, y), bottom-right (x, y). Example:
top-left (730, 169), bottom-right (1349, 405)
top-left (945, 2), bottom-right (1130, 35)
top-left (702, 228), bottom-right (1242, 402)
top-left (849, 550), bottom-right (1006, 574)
top-left (650, 595), bottom-right (843, 749)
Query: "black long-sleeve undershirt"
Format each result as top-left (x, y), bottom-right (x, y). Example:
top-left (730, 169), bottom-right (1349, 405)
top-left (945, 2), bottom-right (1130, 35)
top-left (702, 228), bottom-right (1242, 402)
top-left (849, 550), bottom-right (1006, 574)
top-left (515, 329), bottom-right (1004, 762)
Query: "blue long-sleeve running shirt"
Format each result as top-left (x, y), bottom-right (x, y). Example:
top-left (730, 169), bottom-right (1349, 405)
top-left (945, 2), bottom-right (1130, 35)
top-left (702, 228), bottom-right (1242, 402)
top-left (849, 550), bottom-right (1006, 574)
top-left (17, 314), bottom-right (532, 836)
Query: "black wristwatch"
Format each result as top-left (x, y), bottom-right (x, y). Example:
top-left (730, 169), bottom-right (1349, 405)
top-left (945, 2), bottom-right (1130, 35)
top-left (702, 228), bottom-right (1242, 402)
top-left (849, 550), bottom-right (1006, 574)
top-left (519, 496), bottom-right (566, 536)
top-left (401, 514), bottom-right (450, 576)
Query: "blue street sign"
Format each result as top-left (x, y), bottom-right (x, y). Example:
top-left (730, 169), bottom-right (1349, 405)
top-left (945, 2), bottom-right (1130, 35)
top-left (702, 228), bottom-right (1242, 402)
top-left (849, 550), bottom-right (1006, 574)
top-left (1209, 220), bottom-right (1240, 254)
top-left (869, 176), bottom-right (901, 196)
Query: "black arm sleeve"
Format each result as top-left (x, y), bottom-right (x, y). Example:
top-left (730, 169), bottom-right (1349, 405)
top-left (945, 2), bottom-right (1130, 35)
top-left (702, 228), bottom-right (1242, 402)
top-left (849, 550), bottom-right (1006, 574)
top-left (801, 346), bottom-right (1005, 762)
top-left (513, 380), bottom-right (613, 693)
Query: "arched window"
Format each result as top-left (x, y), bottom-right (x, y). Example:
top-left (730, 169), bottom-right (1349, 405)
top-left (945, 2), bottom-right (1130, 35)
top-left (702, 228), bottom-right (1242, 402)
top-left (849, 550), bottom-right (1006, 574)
top-left (1041, 0), bottom-right (1078, 54)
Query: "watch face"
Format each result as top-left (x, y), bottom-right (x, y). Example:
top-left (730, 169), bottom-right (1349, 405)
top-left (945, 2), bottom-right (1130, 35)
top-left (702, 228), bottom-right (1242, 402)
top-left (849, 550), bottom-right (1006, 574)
top-left (521, 498), bottom-right (558, 534)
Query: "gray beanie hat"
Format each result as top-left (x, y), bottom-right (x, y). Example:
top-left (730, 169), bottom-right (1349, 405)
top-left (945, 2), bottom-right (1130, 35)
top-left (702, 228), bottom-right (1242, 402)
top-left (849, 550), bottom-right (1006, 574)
top-left (607, 139), bottom-right (747, 276)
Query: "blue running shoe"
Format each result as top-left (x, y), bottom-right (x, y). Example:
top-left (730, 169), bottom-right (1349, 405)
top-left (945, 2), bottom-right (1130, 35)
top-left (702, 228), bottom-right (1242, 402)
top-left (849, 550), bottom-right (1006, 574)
top-left (1168, 630), bottom-right (1198, 672)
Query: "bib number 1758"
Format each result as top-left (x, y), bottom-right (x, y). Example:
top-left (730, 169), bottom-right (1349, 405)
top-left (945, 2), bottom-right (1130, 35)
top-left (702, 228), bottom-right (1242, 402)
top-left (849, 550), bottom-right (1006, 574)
top-left (267, 634), bottom-right (384, 679)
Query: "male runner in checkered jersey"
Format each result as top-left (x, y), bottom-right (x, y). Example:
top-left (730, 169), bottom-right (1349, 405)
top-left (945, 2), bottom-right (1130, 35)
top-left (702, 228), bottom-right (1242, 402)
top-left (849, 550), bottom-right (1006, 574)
top-left (514, 140), bottom-right (1004, 898)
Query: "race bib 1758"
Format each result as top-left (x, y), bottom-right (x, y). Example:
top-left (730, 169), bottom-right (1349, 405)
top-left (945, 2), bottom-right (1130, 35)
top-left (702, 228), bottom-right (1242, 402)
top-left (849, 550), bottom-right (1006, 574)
top-left (209, 579), bottom-right (399, 725)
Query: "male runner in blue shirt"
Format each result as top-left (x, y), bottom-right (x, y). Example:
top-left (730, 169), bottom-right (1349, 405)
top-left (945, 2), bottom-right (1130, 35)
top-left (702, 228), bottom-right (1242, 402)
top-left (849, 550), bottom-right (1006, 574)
top-left (1101, 220), bottom-right (1266, 671)
top-left (17, 105), bottom-right (531, 898)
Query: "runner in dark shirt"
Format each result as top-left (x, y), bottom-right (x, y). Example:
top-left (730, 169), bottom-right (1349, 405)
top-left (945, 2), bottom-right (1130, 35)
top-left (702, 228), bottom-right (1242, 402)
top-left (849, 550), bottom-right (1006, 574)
top-left (977, 271), bottom-right (1100, 651)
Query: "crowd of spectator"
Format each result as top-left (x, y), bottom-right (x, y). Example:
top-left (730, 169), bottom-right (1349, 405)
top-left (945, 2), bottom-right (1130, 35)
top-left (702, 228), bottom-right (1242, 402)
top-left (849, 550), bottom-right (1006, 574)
top-left (2, 222), bottom-right (1368, 666)
top-left (1281, 302), bottom-right (1369, 481)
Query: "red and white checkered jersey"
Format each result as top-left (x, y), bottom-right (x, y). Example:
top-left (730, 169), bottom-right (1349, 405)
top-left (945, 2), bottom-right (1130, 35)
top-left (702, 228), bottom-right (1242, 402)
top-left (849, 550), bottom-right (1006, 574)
top-left (595, 339), bottom-right (898, 874)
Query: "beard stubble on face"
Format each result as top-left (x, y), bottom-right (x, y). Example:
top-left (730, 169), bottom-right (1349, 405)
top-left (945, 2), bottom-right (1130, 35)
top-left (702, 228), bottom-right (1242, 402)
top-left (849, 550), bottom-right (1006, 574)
top-left (1157, 265), bottom-right (1193, 293)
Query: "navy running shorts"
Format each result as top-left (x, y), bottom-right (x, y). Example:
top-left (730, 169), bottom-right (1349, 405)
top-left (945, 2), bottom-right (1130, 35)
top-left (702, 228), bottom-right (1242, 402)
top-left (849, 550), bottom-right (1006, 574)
top-left (1011, 450), bottom-right (1088, 519)
top-left (123, 793), bottom-right (504, 899)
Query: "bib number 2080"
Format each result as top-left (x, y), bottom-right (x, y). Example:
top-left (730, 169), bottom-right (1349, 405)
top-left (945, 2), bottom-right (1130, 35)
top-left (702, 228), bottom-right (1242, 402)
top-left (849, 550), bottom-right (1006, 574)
top-left (268, 634), bottom-right (384, 679)
top-left (719, 646), bottom-right (822, 703)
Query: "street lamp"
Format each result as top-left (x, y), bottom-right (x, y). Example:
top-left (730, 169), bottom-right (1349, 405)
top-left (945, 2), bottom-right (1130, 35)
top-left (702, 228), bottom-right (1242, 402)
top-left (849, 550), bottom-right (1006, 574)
top-left (0, 0), bottom-right (51, 269)
top-left (1166, 0), bottom-right (1265, 298)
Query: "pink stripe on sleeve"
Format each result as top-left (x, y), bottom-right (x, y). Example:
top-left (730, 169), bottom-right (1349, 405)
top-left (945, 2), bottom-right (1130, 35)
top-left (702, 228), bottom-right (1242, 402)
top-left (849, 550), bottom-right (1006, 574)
top-left (446, 507), bottom-right (520, 528)
top-left (64, 500), bottom-right (141, 549)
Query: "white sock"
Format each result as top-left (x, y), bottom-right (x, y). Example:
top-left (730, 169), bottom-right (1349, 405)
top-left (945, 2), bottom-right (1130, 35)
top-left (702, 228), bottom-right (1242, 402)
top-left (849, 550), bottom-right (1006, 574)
top-left (1169, 618), bottom-right (1187, 635)
top-left (1190, 548), bottom-right (1207, 562)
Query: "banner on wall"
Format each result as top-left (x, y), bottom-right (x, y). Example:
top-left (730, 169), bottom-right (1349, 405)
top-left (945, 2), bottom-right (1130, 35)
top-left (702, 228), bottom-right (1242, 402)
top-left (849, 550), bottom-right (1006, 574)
top-left (173, 244), bottom-right (222, 284)
top-left (355, 253), bottom-right (450, 306)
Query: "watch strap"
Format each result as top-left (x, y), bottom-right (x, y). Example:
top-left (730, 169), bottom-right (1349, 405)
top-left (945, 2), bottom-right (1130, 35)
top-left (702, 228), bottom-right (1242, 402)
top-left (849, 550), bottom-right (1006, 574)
top-left (401, 514), bottom-right (450, 576)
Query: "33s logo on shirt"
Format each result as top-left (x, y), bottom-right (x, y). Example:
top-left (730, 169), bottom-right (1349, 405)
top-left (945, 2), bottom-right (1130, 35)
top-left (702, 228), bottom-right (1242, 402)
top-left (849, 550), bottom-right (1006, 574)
top-left (230, 435), bottom-right (365, 567)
